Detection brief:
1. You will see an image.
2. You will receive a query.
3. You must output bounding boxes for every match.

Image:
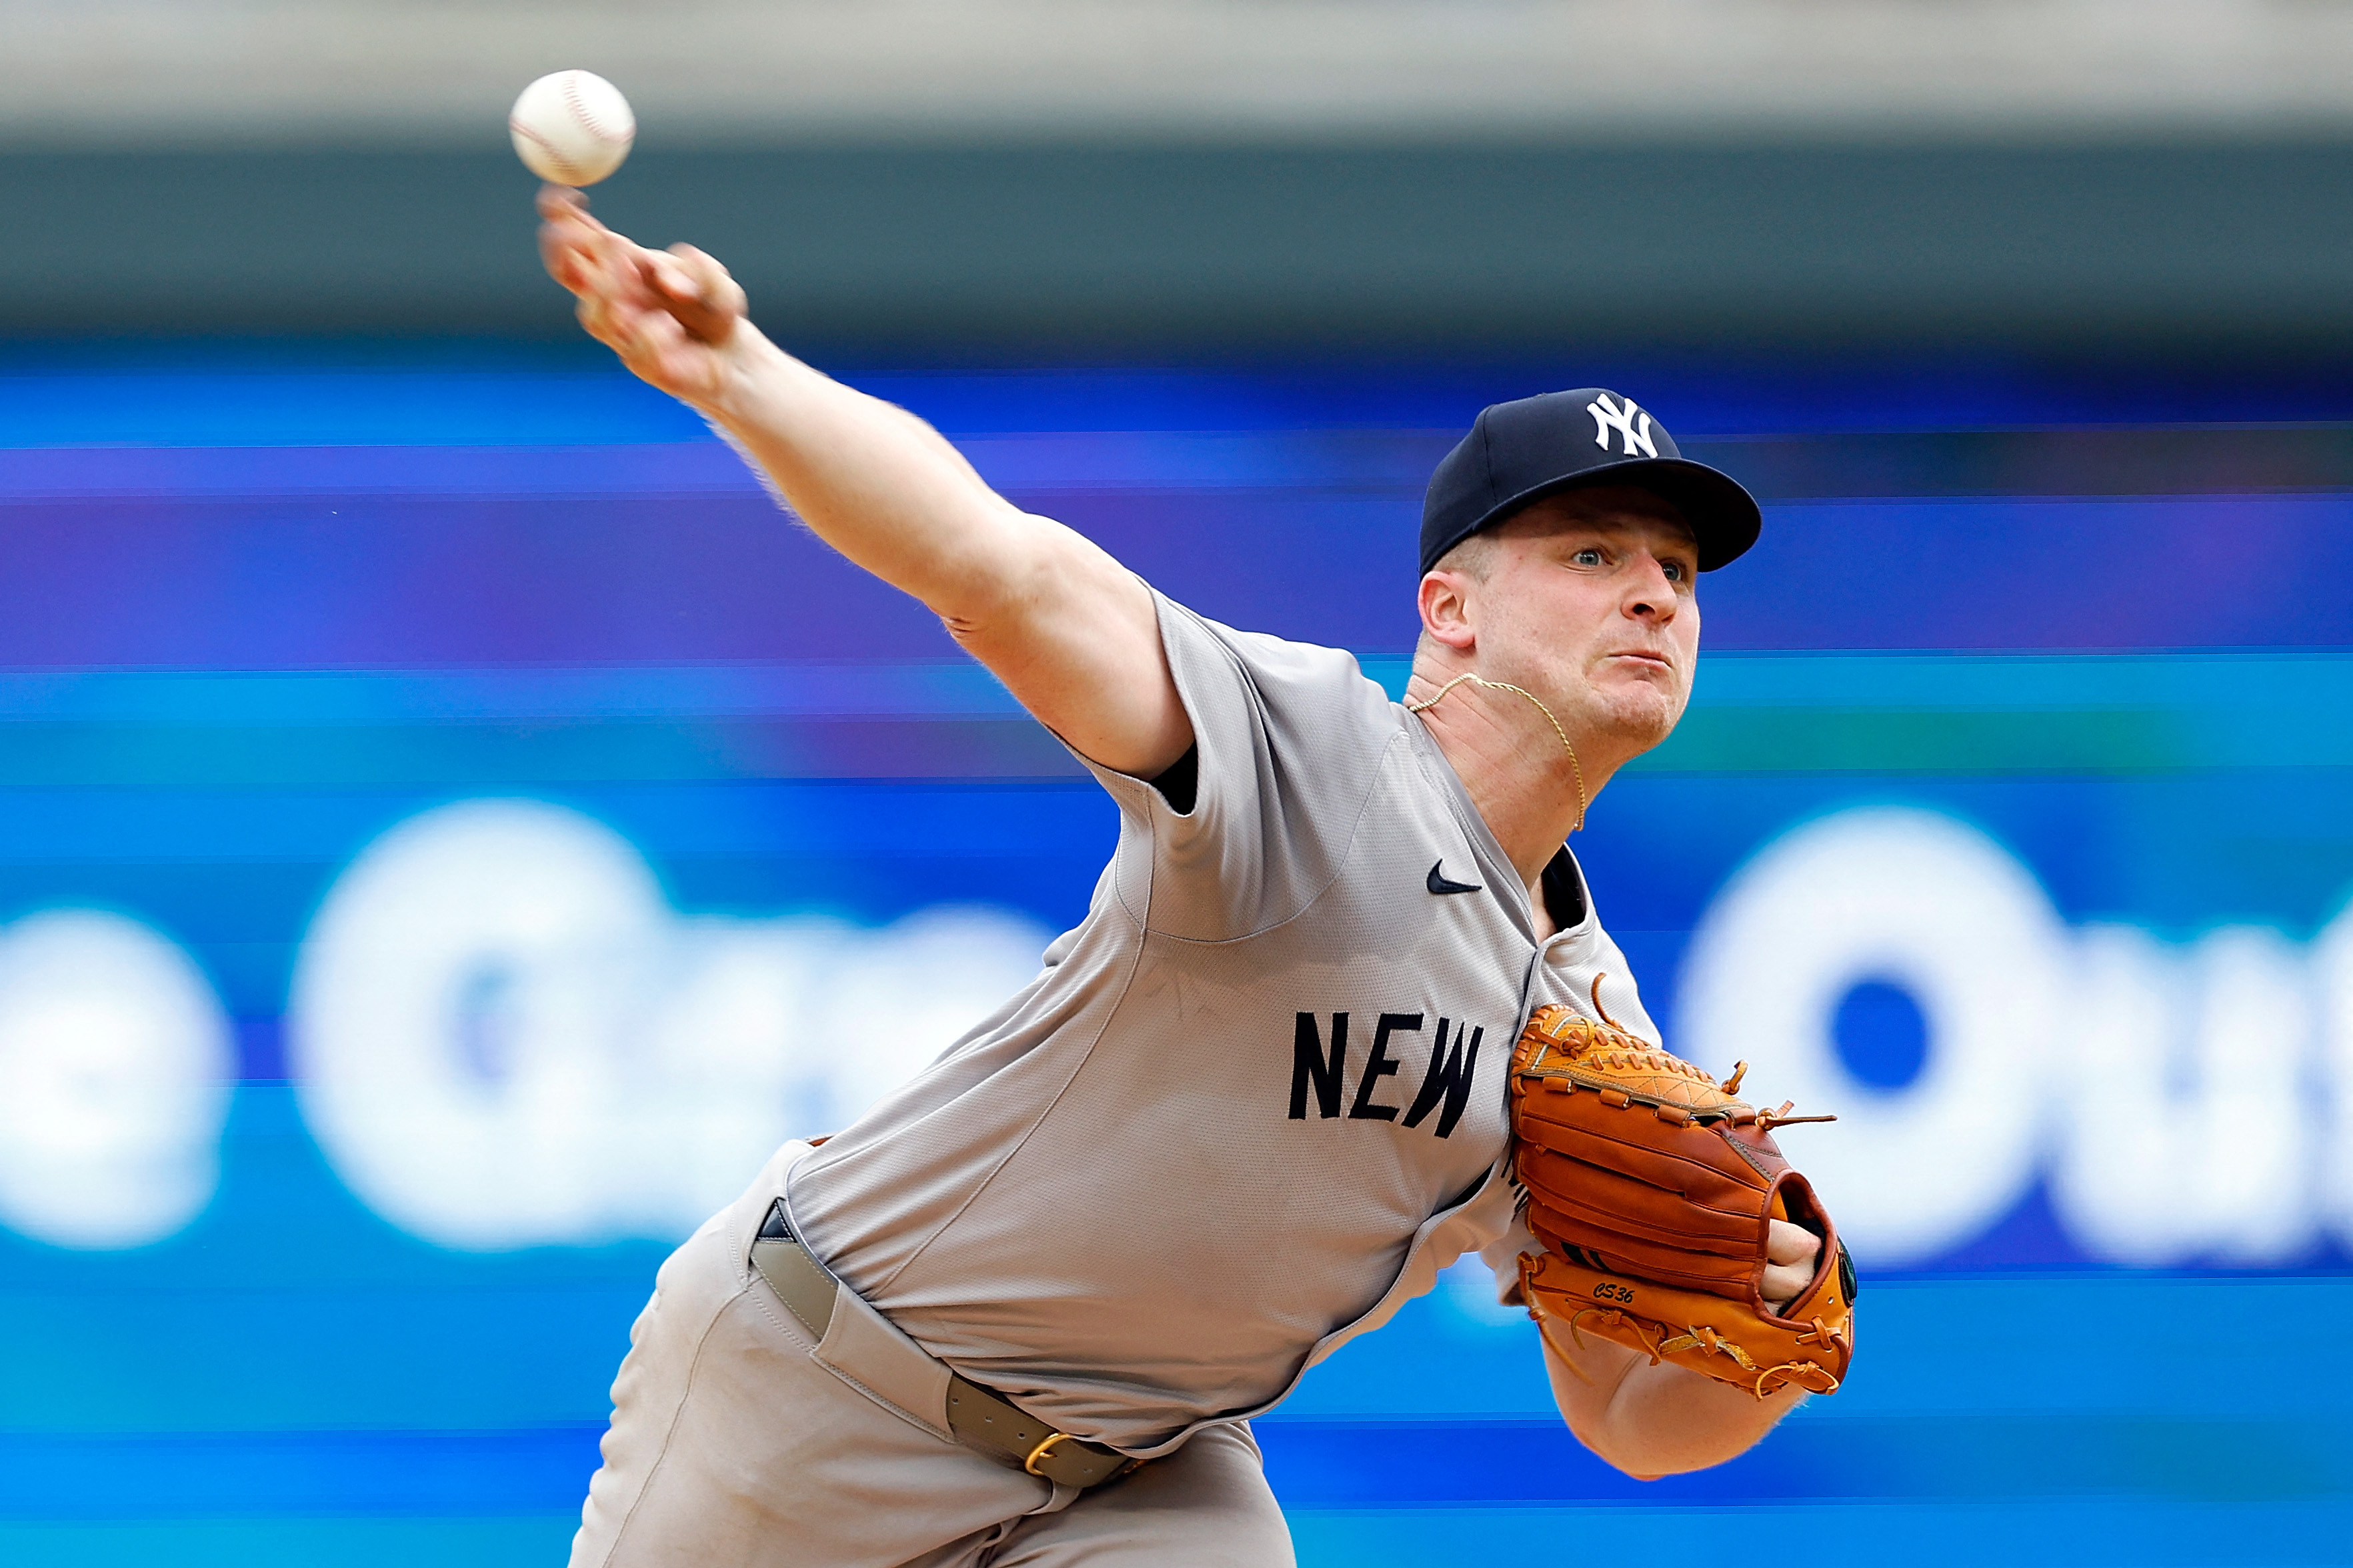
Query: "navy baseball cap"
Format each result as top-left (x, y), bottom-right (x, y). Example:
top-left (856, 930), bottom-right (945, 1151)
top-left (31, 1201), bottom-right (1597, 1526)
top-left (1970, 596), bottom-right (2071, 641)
top-left (1420, 389), bottom-right (1762, 575)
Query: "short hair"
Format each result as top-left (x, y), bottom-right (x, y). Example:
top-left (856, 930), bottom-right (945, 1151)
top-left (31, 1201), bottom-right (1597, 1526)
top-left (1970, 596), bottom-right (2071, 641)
top-left (1414, 533), bottom-right (1499, 663)
top-left (1428, 490), bottom-right (1696, 591)
top-left (1425, 530), bottom-right (1498, 583)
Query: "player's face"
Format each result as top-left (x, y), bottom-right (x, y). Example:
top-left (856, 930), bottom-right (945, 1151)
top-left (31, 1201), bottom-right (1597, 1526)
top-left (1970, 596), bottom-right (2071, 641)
top-left (1477, 489), bottom-right (1701, 754)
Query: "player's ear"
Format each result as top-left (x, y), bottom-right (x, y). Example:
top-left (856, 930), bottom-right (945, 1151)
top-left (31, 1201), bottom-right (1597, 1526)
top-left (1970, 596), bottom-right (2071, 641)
top-left (1418, 569), bottom-right (1478, 653)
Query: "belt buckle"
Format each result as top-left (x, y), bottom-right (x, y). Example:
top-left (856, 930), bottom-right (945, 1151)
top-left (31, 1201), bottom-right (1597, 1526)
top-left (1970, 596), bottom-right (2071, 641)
top-left (1022, 1431), bottom-right (1077, 1477)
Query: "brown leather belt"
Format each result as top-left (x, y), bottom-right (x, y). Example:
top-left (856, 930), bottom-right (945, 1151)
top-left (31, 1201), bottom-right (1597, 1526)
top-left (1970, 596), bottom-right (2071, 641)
top-left (750, 1201), bottom-right (1137, 1491)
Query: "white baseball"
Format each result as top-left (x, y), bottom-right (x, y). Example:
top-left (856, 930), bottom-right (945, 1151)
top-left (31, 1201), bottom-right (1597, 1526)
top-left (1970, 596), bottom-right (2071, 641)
top-left (509, 70), bottom-right (635, 187)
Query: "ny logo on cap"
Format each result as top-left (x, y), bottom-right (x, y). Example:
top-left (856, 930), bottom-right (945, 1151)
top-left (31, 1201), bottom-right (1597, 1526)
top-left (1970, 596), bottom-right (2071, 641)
top-left (1588, 393), bottom-right (1658, 459)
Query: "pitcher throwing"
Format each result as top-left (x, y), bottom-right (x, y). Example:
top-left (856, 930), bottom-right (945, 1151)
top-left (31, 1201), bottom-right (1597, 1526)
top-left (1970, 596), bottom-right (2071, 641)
top-left (539, 186), bottom-right (1852, 1568)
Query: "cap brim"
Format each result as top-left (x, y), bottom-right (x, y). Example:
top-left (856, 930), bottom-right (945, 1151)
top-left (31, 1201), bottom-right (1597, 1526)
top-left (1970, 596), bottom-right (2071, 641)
top-left (1475, 456), bottom-right (1762, 572)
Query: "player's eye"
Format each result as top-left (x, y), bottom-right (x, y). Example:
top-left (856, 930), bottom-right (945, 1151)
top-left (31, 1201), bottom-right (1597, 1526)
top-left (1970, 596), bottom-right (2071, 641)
top-left (1571, 548), bottom-right (1604, 567)
top-left (1663, 561), bottom-right (1688, 582)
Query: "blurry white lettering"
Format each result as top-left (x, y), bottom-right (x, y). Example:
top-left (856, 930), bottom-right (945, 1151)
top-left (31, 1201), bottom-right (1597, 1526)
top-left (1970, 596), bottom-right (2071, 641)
top-left (13, 793), bottom-right (2348, 1267)
top-left (0, 911), bottom-right (233, 1249)
top-left (286, 800), bottom-right (1048, 1250)
top-left (1678, 809), bottom-right (2060, 1265)
top-left (1680, 807), bottom-right (2350, 1271)
top-left (2312, 909), bottom-right (2353, 1255)
top-left (2052, 925), bottom-right (2314, 1265)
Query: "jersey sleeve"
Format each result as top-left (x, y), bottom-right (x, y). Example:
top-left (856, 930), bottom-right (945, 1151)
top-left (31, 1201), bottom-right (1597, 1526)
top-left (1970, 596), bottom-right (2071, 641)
top-left (1075, 589), bottom-right (1404, 943)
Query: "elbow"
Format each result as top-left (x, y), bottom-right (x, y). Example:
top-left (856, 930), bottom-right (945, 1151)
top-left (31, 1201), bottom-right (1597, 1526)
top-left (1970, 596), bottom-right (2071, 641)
top-left (1574, 1428), bottom-right (1665, 1483)
top-left (1564, 1408), bottom-right (1778, 1481)
top-left (1564, 1411), bottom-right (1661, 1480)
top-left (926, 553), bottom-right (1029, 635)
top-left (925, 519), bottom-right (1067, 636)
top-left (1569, 1425), bottom-right (1680, 1482)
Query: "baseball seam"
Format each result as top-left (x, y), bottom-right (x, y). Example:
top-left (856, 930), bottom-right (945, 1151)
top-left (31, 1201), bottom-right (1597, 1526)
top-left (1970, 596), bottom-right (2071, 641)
top-left (509, 117), bottom-right (585, 185)
top-left (560, 72), bottom-right (633, 145)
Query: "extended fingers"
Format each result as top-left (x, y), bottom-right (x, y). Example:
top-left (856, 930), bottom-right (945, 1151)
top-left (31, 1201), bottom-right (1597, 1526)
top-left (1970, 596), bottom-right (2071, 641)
top-left (536, 183), bottom-right (588, 223)
top-left (536, 193), bottom-right (732, 399)
top-left (538, 185), bottom-right (652, 297)
top-left (581, 285), bottom-right (686, 361)
top-left (540, 221), bottom-right (613, 296)
top-left (559, 249), bottom-right (675, 355)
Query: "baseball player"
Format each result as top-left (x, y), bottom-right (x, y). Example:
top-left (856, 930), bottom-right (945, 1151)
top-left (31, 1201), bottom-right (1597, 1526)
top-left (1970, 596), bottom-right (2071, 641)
top-left (539, 186), bottom-right (1846, 1567)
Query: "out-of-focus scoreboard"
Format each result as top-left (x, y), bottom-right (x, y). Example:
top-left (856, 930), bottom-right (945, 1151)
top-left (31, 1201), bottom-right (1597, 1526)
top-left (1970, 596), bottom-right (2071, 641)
top-left (1, 349), bottom-right (2348, 1566)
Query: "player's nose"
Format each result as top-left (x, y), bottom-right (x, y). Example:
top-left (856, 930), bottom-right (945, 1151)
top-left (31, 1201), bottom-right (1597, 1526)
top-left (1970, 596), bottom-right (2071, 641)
top-left (1622, 553), bottom-right (1681, 621)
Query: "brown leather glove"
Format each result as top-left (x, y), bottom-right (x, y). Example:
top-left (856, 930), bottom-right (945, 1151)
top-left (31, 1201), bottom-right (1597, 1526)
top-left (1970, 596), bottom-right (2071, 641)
top-left (1509, 990), bottom-right (1856, 1398)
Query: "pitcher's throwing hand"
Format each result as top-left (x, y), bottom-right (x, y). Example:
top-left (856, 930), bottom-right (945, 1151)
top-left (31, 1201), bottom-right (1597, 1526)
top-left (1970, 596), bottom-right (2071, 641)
top-left (539, 188), bottom-right (745, 405)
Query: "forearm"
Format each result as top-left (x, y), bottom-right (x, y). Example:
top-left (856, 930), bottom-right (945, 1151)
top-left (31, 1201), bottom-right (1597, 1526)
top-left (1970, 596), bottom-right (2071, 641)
top-left (1542, 1331), bottom-right (1802, 1477)
top-left (543, 187), bottom-right (1033, 616)
top-left (539, 189), bottom-right (1189, 775)
top-left (703, 327), bottom-right (1188, 772)
top-left (695, 328), bottom-right (1064, 624)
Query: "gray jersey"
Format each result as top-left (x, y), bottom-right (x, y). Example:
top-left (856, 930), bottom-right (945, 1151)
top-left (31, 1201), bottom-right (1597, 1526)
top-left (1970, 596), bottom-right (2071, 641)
top-left (788, 591), bottom-right (1658, 1455)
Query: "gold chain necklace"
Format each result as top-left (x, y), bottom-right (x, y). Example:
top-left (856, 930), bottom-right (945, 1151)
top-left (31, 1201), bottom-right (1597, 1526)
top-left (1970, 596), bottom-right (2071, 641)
top-left (1406, 673), bottom-right (1588, 833)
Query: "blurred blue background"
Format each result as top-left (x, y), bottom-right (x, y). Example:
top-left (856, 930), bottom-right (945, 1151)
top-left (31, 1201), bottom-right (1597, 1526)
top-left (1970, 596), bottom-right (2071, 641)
top-left (2, 347), bottom-right (2349, 1567)
top-left (12, 2), bottom-right (2353, 1563)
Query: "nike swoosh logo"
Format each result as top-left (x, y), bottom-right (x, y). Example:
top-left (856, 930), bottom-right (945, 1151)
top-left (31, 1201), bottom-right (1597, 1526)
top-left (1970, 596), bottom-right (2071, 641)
top-left (1427, 860), bottom-right (1483, 896)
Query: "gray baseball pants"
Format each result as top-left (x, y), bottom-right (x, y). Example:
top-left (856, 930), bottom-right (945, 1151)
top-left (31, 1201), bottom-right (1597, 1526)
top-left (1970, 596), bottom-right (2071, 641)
top-left (567, 1142), bottom-right (1297, 1567)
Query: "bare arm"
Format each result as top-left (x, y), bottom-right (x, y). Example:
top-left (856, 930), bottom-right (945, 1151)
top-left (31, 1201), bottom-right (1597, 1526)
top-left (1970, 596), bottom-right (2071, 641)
top-left (537, 187), bottom-right (1192, 777)
top-left (1539, 1218), bottom-right (1822, 1476)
